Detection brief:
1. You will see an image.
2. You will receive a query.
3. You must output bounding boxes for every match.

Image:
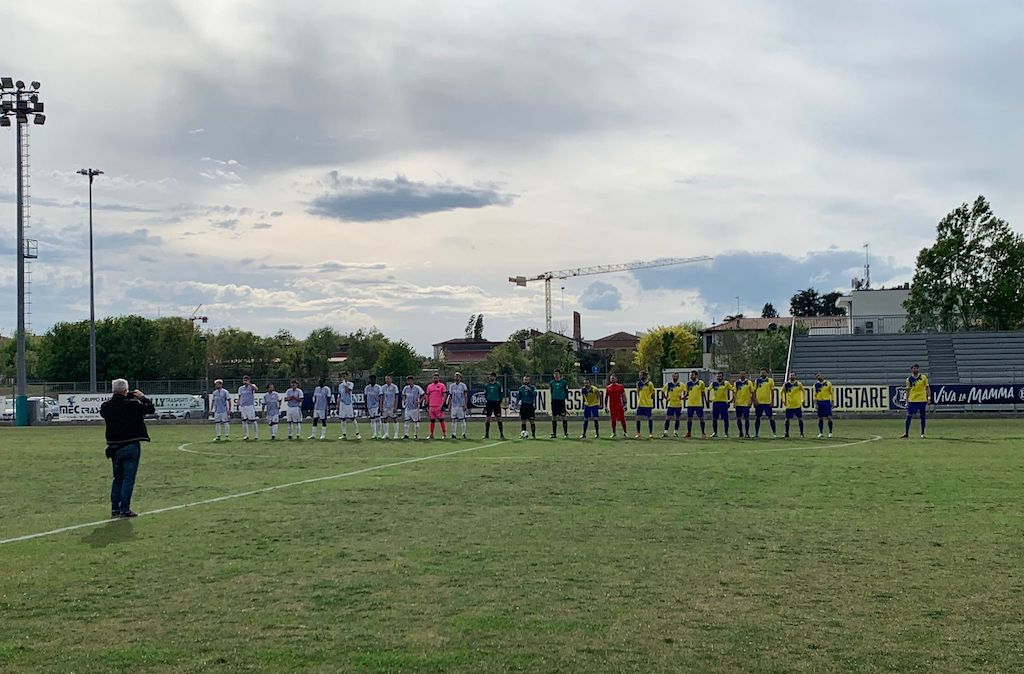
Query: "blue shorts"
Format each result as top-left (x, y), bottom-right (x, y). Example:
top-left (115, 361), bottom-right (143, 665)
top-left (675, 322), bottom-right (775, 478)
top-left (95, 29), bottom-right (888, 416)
top-left (686, 406), bottom-right (704, 418)
top-left (755, 403), bottom-right (773, 418)
top-left (735, 406), bottom-right (750, 418)
top-left (583, 405), bottom-right (600, 419)
top-left (907, 401), bottom-right (927, 415)
top-left (816, 400), bottom-right (833, 417)
top-left (666, 407), bottom-right (682, 418)
top-left (712, 402), bottom-right (729, 419)
top-left (785, 408), bottom-right (803, 419)
top-left (636, 406), bottom-right (653, 418)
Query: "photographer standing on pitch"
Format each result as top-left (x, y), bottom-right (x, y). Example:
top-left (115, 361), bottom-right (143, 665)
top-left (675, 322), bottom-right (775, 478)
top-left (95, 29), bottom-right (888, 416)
top-left (99, 378), bottom-right (155, 519)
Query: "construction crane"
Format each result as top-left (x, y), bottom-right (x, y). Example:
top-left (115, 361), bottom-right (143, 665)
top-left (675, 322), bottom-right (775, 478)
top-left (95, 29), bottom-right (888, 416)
top-left (509, 256), bottom-right (713, 332)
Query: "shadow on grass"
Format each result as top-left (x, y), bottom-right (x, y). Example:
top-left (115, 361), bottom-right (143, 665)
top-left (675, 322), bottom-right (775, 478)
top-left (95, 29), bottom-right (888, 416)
top-left (81, 520), bottom-right (136, 548)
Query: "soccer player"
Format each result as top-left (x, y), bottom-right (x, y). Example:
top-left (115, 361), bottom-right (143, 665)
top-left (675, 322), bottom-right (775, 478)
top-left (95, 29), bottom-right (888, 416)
top-left (263, 383), bottom-right (281, 440)
top-left (580, 378), bottom-right (601, 439)
top-left (310, 378), bottom-right (332, 440)
top-left (605, 374), bottom-right (627, 438)
top-left (337, 372), bottom-right (360, 439)
top-left (754, 368), bottom-right (778, 438)
top-left (733, 371), bottom-right (754, 438)
top-left (381, 375), bottom-right (400, 440)
top-left (426, 373), bottom-right (448, 440)
top-left (517, 375), bottom-right (537, 438)
top-left (901, 363), bottom-right (931, 438)
top-left (284, 379), bottom-right (303, 439)
top-left (662, 372), bottom-right (684, 437)
top-left (211, 379), bottom-right (231, 441)
top-left (402, 375), bottom-right (425, 439)
top-left (709, 371), bottom-right (734, 438)
top-left (685, 370), bottom-right (708, 439)
top-left (483, 372), bottom-right (505, 440)
top-left (813, 372), bottom-right (834, 438)
top-left (549, 369), bottom-right (570, 439)
top-left (364, 375), bottom-right (383, 439)
top-left (447, 372), bottom-right (469, 439)
top-left (782, 372), bottom-right (806, 437)
top-left (238, 375), bottom-right (260, 440)
top-left (635, 370), bottom-right (655, 440)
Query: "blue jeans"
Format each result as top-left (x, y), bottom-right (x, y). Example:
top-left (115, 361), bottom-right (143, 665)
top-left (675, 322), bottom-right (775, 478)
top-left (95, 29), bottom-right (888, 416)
top-left (111, 442), bottom-right (141, 514)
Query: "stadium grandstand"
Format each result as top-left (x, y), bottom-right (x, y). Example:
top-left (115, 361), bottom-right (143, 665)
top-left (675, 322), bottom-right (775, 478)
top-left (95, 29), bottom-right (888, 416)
top-left (788, 331), bottom-right (1024, 385)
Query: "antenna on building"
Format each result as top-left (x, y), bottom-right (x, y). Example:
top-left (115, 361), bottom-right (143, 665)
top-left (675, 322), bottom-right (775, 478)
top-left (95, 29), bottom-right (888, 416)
top-left (863, 243), bottom-right (871, 290)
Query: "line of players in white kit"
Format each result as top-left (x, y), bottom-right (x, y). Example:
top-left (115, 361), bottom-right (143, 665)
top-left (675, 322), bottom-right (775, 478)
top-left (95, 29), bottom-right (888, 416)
top-left (206, 372), bottom-right (472, 441)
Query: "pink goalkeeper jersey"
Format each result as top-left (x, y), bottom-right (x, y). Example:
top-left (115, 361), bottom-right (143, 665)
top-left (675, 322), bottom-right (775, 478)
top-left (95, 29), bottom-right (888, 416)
top-left (426, 382), bottom-right (447, 408)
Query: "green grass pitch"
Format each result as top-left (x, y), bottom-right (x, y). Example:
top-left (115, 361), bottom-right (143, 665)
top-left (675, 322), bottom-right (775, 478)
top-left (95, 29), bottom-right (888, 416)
top-left (1, 419), bottom-right (1022, 673)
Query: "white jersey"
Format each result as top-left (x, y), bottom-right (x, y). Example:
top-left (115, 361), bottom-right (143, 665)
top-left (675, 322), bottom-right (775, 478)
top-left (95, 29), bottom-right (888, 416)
top-left (381, 383), bottom-right (399, 414)
top-left (337, 381), bottom-right (354, 406)
top-left (211, 388), bottom-right (230, 414)
top-left (313, 386), bottom-right (332, 413)
top-left (364, 384), bottom-right (382, 416)
top-left (263, 391), bottom-right (281, 418)
top-left (448, 382), bottom-right (468, 409)
top-left (284, 387), bottom-right (303, 408)
top-left (238, 384), bottom-right (256, 407)
top-left (402, 385), bottom-right (424, 411)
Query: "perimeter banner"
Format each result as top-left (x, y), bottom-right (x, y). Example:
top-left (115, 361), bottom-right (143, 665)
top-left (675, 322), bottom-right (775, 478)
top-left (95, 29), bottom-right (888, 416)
top-left (58, 394), bottom-right (204, 421)
top-left (888, 384), bottom-right (1024, 410)
top-left (490, 385), bottom-right (890, 413)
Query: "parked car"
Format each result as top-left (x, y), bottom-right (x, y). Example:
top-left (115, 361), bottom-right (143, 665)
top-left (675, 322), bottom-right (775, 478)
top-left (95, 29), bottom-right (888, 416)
top-left (29, 396), bottom-right (60, 422)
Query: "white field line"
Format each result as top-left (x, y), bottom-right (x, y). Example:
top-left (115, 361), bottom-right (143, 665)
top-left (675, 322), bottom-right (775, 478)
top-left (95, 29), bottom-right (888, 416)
top-left (0, 440), bottom-right (507, 546)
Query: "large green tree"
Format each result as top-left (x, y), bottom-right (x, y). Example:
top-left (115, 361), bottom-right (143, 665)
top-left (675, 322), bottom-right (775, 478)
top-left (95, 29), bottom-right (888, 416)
top-left (633, 325), bottom-right (698, 376)
top-left (906, 196), bottom-right (1024, 331)
top-left (374, 341), bottom-right (423, 379)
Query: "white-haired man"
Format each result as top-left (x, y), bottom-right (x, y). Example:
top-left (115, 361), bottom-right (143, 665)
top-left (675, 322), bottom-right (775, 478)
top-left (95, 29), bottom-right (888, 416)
top-left (100, 379), bottom-right (155, 518)
top-left (211, 379), bottom-right (231, 441)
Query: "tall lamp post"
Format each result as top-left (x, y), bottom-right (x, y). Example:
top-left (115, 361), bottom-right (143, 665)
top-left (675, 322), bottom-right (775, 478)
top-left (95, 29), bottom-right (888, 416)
top-left (77, 168), bottom-right (103, 393)
top-left (1, 78), bottom-right (46, 426)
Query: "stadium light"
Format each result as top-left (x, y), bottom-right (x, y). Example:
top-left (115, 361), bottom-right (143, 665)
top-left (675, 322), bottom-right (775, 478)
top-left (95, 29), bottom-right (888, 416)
top-left (78, 168), bottom-right (104, 393)
top-left (1, 76), bottom-right (46, 425)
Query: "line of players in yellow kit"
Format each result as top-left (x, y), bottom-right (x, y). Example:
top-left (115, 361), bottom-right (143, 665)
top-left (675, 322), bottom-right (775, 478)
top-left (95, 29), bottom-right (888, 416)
top-left (623, 368), bottom-right (836, 440)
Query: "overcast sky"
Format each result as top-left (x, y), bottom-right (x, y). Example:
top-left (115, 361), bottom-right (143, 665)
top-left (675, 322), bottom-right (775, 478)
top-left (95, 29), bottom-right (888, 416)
top-left (1, 1), bottom-right (1021, 352)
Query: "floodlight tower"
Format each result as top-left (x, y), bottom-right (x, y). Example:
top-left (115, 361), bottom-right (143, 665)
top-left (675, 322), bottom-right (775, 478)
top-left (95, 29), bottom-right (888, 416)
top-left (77, 168), bottom-right (104, 393)
top-left (1, 78), bottom-right (45, 426)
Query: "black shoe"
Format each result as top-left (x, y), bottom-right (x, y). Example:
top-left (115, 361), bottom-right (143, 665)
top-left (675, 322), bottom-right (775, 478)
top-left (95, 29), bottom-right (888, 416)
top-left (119, 510), bottom-right (139, 518)
top-left (110, 510), bottom-right (119, 518)
top-left (499, 435), bottom-right (506, 440)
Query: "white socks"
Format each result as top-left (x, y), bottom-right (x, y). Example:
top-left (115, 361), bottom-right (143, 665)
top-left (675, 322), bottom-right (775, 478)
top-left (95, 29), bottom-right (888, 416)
top-left (215, 422), bottom-right (230, 438)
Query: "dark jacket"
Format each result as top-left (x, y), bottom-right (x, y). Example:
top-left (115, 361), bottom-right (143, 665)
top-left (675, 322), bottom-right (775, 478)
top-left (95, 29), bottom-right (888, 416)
top-left (100, 393), bottom-right (155, 446)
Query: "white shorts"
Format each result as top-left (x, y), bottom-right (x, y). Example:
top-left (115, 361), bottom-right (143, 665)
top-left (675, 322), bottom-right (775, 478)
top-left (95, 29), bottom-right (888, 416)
top-left (214, 411), bottom-right (230, 423)
top-left (382, 407), bottom-right (398, 420)
top-left (313, 408), bottom-right (327, 420)
top-left (450, 405), bottom-right (467, 420)
top-left (240, 405), bottom-right (256, 421)
top-left (404, 408), bottom-right (420, 422)
top-left (286, 408), bottom-right (302, 423)
top-left (338, 403), bottom-right (355, 419)
top-left (266, 412), bottom-right (279, 425)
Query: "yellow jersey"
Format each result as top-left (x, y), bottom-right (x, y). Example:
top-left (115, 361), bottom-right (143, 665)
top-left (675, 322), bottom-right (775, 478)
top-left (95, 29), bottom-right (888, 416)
top-left (813, 380), bottom-right (834, 402)
top-left (582, 385), bottom-right (601, 407)
top-left (663, 381), bottom-right (684, 408)
top-left (782, 381), bottom-right (805, 409)
top-left (734, 379), bottom-right (754, 407)
top-left (637, 380), bottom-right (655, 408)
top-left (907, 374), bottom-right (929, 403)
top-left (685, 380), bottom-right (706, 407)
top-left (709, 380), bottom-right (733, 403)
top-left (754, 377), bottom-right (775, 405)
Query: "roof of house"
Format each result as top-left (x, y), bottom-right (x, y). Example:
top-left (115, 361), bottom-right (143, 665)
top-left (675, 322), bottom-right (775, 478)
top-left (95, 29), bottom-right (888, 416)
top-left (432, 338), bottom-right (505, 350)
top-left (702, 317), bottom-right (848, 333)
top-left (593, 331), bottom-right (640, 343)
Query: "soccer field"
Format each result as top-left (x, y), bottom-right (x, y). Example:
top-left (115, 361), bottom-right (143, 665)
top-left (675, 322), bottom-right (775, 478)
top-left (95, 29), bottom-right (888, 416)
top-left (1, 419), bottom-right (1022, 673)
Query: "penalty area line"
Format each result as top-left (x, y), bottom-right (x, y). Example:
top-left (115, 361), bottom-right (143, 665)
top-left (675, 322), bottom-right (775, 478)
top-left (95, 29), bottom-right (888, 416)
top-left (0, 440), bottom-right (508, 546)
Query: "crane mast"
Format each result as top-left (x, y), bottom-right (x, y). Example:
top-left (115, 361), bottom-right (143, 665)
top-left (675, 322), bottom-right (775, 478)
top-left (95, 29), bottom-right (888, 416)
top-left (509, 256), bottom-right (713, 332)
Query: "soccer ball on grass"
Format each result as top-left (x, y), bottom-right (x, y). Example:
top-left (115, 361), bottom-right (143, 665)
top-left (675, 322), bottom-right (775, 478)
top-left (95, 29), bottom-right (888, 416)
top-left (520, 430), bottom-right (529, 439)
